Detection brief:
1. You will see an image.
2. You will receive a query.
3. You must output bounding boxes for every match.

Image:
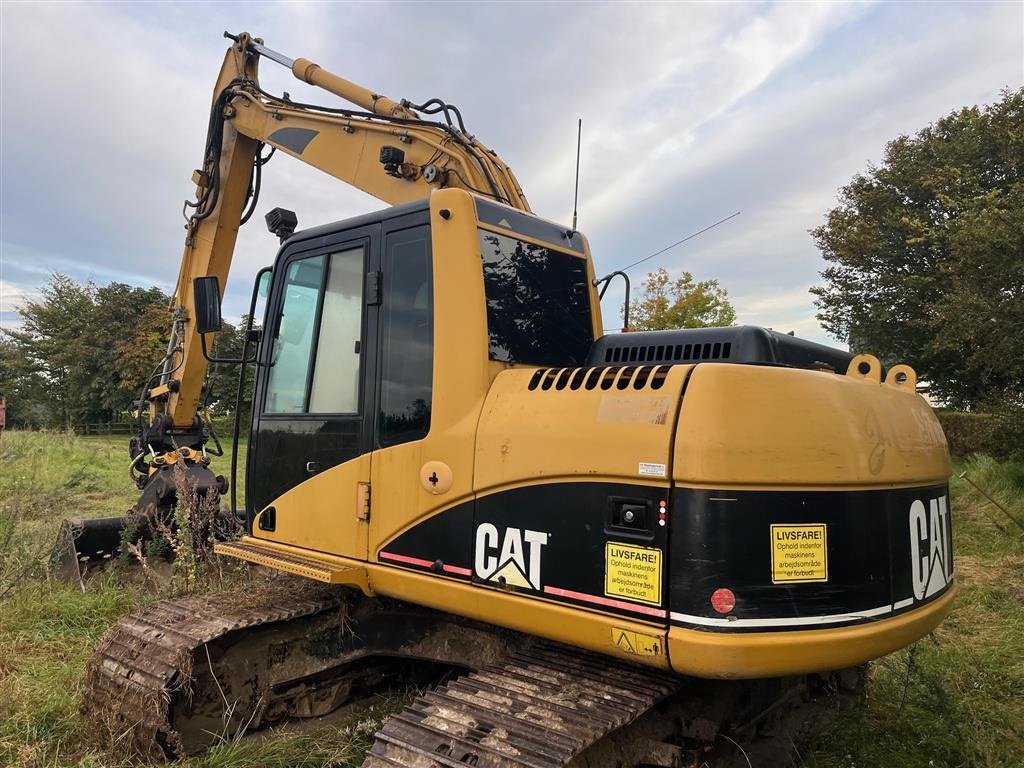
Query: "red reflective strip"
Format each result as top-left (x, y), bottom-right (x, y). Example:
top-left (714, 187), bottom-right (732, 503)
top-left (378, 551), bottom-right (471, 578)
top-left (543, 585), bottom-right (666, 617)
top-left (379, 551), bottom-right (432, 568)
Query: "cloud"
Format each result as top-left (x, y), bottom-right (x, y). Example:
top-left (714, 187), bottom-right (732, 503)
top-left (1, 0), bottom-right (1021, 352)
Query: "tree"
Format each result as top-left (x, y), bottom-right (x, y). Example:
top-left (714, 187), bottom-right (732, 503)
top-left (628, 267), bottom-right (736, 331)
top-left (811, 88), bottom-right (1024, 408)
top-left (1, 274), bottom-right (170, 427)
top-left (204, 315), bottom-right (260, 419)
top-left (0, 335), bottom-right (49, 427)
top-left (3, 274), bottom-right (99, 427)
top-left (0, 274), bottom-right (267, 431)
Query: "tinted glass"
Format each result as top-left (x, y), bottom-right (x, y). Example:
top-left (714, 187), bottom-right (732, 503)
top-left (479, 230), bottom-right (594, 366)
top-left (309, 246), bottom-right (363, 413)
top-left (265, 255), bottom-right (324, 413)
top-left (265, 246), bottom-right (365, 414)
top-left (379, 227), bottom-right (432, 445)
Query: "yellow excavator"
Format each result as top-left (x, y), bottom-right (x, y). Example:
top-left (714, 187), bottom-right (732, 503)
top-left (75, 32), bottom-right (956, 767)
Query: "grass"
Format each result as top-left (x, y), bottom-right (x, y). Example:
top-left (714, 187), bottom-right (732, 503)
top-left (1, 430), bottom-right (1022, 767)
top-left (805, 456), bottom-right (1024, 768)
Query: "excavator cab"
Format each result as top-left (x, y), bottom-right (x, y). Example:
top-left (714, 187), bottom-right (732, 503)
top-left (246, 200), bottom-right (435, 558)
top-left (233, 190), bottom-right (601, 565)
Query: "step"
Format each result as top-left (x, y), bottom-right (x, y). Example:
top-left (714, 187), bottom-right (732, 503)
top-left (215, 538), bottom-right (368, 588)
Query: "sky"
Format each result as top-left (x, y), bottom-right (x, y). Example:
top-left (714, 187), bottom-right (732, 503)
top-left (1, 1), bottom-right (1022, 345)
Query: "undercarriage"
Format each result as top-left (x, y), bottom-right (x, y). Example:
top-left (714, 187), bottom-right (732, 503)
top-left (82, 578), bottom-right (862, 767)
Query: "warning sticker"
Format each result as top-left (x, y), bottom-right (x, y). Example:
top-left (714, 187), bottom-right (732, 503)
top-left (770, 523), bottom-right (828, 583)
top-left (605, 542), bottom-right (662, 605)
top-left (638, 462), bottom-right (667, 477)
top-left (611, 627), bottom-right (662, 656)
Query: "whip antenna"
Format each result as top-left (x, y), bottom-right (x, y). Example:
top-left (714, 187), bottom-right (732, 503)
top-left (571, 118), bottom-right (582, 233)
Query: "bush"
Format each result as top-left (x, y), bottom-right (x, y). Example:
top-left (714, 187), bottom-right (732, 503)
top-left (935, 411), bottom-right (997, 457)
top-left (988, 403), bottom-right (1024, 462)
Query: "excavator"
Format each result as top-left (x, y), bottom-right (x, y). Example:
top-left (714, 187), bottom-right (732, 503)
top-left (73, 32), bottom-right (956, 767)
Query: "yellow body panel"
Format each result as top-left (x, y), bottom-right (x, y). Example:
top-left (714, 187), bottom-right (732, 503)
top-left (368, 191), bottom-right (491, 558)
top-left (674, 363), bottom-right (949, 489)
top-left (226, 535), bottom-right (670, 668)
top-left (252, 453), bottom-right (370, 559)
top-left (667, 584), bottom-right (956, 678)
top-left (474, 365), bottom-right (690, 494)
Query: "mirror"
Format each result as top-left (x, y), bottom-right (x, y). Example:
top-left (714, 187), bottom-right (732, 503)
top-left (193, 276), bottom-right (223, 334)
top-left (258, 270), bottom-right (272, 299)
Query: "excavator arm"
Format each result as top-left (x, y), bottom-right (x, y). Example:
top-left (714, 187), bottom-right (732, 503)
top-left (56, 32), bottom-right (531, 578)
top-left (157, 31), bottom-right (529, 435)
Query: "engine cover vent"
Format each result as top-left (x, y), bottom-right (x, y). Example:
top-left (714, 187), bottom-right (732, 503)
top-left (602, 340), bottom-right (731, 364)
top-left (527, 365), bottom-right (671, 392)
top-left (585, 325), bottom-right (853, 374)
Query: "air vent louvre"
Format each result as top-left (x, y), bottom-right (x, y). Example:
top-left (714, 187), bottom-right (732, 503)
top-left (598, 340), bottom-right (734, 365)
top-left (526, 365), bottom-right (669, 392)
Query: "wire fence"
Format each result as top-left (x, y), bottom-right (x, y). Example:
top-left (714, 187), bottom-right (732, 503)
top-left (70, 420), bottom-right (243, 437)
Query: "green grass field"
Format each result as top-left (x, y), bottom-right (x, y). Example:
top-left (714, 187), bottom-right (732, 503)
top-left (1, 430), bottom-right (1021, 768)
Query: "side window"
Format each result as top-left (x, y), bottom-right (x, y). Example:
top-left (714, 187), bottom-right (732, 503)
top-left (378, 226), bottom-right (432, 446)
top-left (265, 246), bottom-right (364, 414)
top-left (309, 247), bottom-right (363, 412)
top-left (265, 255), bottom-right (324, 413)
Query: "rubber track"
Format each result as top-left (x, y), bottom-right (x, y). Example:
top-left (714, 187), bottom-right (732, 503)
top-left (81, 591), bottom-right (342, 756)
top-left (361, 641), bottom-right (681, 768)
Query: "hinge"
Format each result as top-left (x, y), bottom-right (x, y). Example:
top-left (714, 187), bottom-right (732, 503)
top-left (365, 271), bottom-right (382, 306)
top-left (357, 481), bottom-right (371, 521)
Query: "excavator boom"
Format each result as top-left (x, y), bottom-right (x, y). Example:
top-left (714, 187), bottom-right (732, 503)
top-left (55, 31), bottom-right (531, 576)
top-left (164, 32), bottom-right (528, 433)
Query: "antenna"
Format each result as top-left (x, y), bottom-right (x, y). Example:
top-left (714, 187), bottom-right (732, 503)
top-left (620, 211), bottom-right (741, 273)
top-left (571, 118), bottom-right (582, 233)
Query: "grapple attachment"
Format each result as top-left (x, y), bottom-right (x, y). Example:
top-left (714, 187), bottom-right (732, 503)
top-left (52, 515), bottom-right (140, 581)
top-left (50, 459), bottom-right (230, 581)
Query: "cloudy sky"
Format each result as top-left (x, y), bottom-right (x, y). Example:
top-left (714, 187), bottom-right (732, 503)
top-left (1, 1), bottom-right (1022, 344)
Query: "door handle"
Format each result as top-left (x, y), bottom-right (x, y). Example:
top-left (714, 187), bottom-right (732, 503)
top-left (306, 461), bottom-right (321, 474)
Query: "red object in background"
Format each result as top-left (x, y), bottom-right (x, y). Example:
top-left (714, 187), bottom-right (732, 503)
top-left (0, 396), bottom-right (6, 432)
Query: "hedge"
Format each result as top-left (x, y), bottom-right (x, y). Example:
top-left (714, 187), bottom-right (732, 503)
top-left (935, 411), bottom-right (997, 458)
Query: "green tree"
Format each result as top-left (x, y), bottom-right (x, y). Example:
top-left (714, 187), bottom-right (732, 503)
top-left (812, 88), bottom-right (1024, 408)
top-left (2, 274), bottom-right (171, 427)
top-left (204, 315), bottom-right (260, 420)
top-left (3, 274), bottom-right (98, 427)
top-left (628, 267), bottom-right (736, 331)
top-left (0, 335), bottom-right (50, 427)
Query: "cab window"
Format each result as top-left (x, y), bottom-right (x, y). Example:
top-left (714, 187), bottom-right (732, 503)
top-left (378, 226), bottom-right (432, 445)
top-left (265, 246), bottom-right (364, 414)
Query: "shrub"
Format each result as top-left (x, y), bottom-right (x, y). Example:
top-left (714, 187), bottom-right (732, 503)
top-left (935, 411), bottom-right (997, 457)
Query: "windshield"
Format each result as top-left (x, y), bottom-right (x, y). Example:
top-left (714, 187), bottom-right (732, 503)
top-left (478, 229), bottom-right (594, 367)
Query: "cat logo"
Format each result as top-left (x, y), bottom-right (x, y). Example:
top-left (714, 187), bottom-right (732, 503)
top-left (474, 524), bottom-right (549, 590)
top-left (909, 495), bottom-right (953, 601)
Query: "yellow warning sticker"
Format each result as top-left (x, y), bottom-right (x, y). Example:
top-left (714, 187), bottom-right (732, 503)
top-left (611, 627), bottom-right (662, 656)
top-left (770, 523), bottom-right (828, 583)
top-left (605, 542), bottom-right (662, 605)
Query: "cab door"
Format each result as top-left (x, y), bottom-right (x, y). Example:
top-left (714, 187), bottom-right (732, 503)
top-left (247, 224), bottom-right (379, 560)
